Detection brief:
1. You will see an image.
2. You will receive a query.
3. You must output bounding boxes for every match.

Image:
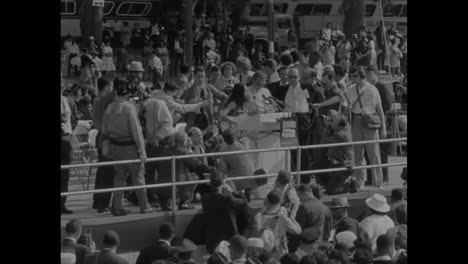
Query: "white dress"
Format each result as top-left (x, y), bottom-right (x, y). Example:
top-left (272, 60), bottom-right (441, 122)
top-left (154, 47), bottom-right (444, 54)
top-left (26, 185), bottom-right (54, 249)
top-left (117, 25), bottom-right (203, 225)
top-left (101, 46), bottom-right (116, 72)
top-left (369, 40), bottom-right (378, 68)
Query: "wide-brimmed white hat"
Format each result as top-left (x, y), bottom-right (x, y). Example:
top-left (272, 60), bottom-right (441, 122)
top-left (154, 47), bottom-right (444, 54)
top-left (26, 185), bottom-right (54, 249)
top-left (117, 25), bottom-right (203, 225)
top-left (129, 61), bottom-right (145, 72)
top-left (366, 194), bottom-right (390, 213)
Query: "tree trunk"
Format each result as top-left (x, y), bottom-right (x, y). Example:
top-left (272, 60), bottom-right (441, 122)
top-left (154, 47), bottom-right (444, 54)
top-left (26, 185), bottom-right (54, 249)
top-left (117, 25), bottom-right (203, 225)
top-left (184, 0), bottom-right (194, 66)
top-left (343, 0), bottom-right (366, 37)
top-left (81, 0), bottom-right (103, 44)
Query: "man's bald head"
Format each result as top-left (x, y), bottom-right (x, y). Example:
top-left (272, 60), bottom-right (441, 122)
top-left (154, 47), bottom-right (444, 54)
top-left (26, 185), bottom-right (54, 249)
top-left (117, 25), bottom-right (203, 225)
top-left (188, 127), bottom-right (203, 146)
top-left (288, 68), bottom-right (300, 86)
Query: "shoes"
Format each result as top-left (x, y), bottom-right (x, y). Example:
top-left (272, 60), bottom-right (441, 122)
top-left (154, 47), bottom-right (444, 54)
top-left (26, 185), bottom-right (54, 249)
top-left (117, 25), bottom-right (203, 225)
top-left (178, 203), bottom-right (195, 210)
top-left (61, 207), bottom-right (74, 214)
top-left (140, 208), bottom-right (156, 214)
top-left (111, 208), bottom-right (129, 216)
top-left (97, 207), bottom-right (110, 213)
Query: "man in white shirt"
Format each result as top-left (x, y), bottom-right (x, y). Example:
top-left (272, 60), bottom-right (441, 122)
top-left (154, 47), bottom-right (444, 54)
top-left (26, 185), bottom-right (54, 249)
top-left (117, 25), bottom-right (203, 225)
top-left (202, 32), bottom-right (217, 51)
top-left (245, 71), bottom-right (275, 115)
top-left (345, 66), bottom-right (386, 189)
top-left (284, 68), bottom-right (314, 177)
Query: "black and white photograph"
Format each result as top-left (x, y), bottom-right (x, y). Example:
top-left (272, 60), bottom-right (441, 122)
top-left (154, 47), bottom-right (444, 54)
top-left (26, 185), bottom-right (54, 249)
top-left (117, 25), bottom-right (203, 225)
top-left (60, 0), bottom-right (407, 263)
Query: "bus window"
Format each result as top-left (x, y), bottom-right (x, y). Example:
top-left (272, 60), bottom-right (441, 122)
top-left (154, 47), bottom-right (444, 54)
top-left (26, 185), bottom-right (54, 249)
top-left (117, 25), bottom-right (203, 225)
top-left (117, 2), bottom-right (150, 16)
top-left (277, 18), bottom-right (292, 29)
top-left (61, 0), bottom-right (76, 15)
top-left (103, 1), bottom-right (114, 16)
top-left (294, 4), bottom-right (314, 16)
top-left (273, 4), bottom-right (289, 14)
top-left (400, 5), bottom-right (407, 17)
top-left (366, 4), bottom-right (376, 17)
top-left (383, 4), bottom-right (403, 17)
top-left (250, 4), bottom-right (265, 16)
top-left (311, 4), bottom-right (332, 15)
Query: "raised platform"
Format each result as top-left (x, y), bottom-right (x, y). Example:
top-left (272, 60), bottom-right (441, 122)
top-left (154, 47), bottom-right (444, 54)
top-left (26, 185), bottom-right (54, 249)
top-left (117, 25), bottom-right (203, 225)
top-left (61, 156), bottom-right (406, 262)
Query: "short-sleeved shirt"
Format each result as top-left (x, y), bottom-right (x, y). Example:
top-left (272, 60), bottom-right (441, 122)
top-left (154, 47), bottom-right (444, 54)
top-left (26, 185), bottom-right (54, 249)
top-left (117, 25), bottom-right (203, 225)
top-left (284, 83), bottom-right (310, 113)
top-left (345, 81), bottom-right (382, 114)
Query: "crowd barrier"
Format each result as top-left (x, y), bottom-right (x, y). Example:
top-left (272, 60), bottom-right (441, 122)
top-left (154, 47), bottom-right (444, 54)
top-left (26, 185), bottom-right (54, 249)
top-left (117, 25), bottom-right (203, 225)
top-left (61, 137), bottom-right (407, 222)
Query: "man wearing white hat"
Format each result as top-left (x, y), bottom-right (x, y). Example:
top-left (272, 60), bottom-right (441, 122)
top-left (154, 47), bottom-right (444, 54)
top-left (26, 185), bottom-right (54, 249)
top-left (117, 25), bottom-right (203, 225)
top-left (359, 194), bottom-right (395, 250)
top-left (129, 61), bottom-right (147, 93)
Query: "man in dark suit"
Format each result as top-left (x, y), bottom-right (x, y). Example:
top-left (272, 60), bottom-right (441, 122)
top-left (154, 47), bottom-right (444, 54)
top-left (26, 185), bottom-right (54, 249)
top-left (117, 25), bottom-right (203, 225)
top-left (156, 131), bottom-right (213, 210)
top-left (61, 219), bottom-right (91, 264)
top-left (136, 222), bottom-right (180, 264)
top-left (328, 197), bottom-right (363, 241)
top-left (267, 66), bottom-right (289, 102)
top-left (202, 170), bottom-right (247, 254)
top-left (96, 231), bottom-right (129, 264)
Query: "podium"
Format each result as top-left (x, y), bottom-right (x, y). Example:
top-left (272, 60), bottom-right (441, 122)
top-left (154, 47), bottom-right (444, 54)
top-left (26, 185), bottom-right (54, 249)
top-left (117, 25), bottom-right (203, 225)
top-left (221, 112), bottom-right (294, 198)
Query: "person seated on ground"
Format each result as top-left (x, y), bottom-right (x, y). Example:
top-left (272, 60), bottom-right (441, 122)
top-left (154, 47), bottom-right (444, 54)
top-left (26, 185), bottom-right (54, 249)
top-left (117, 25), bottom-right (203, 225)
top-left (157, 131), bottom-right (214, 211)
top-left (96, 230), bottom-right (129, 264)
top-left (388, 188), bottom-right (406, 224)
top-left (218, 128), bottom-right (257, 201)
top-left (359, 194), bottom-right (395, 250)
top-left (202, 170), bottom-right (247, 254)
top-left (136, 222), bottom-right (181, 264)
top-left (273, 170), bottom-right (301, 219)
top-left (61, 219), bottom-right (91, 264)
top-left (372, 234), bottom-right (394, 264)
top-left (256, 190), bottom-right (302, 259)
top-left (316, 110), bottom-right (354, 195)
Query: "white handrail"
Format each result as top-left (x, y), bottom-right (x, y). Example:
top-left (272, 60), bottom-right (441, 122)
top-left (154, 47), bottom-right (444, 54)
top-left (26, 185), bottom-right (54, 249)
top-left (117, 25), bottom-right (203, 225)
top-left (61, 137), bottom-right (407, 169)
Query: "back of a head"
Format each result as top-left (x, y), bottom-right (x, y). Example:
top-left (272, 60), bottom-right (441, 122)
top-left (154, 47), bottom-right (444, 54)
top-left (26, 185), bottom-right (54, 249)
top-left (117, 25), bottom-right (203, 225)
top-left (173, 131), bottom-right (188, 147)
top-left (65, 219), bottom-right (82, 236)
top-left (180, 64), bottom-right (191, 75)
top-left (333, 64), bottom-right (345, 77)
top-left (280, 253), bottom-right (300, 264)
top-left (310, 184), bottom-right (322, 200)
top-left (391, 188), bottom-right (405, 202)
top-left (97, 78), bottom-right (110, 92)
top-left (163, 80), bottom-right (179, 93)
top-left (312, 251), bottom-right (329, 264)
top-left (353, 249), bottom-right (373, 264)
top-left (210, 170), bottom-right (224, 188)
top-left (299, 256), bottom-right (317, 264)
top-left (263, 59), bottom-right (277, 70)
top-left (394, 202), bottom-right (407, 225)
top-left (353, 237), bottom-right (372, 252)
top-left (280, 54), bottom-right (293, 66)
top-left (103, 230), bottom-right (120, 248)
top-left (277, 170), bottom-right (291, 185)
top-left (159, 222), bottom-right (174, 240)
top-left (222, 129), bottom-right (236, 145)
top-left (376, 234), bottom-right (392, 253)
top-left (252, 70), bottom-right (266, 82)
top-left (329, 249), bottom-right (350, 264)
top-left (297, 184), bottom-right (313, 195)
top-left (266, 190), bottom-right (281, 206)
top-left (229, 235), bottom-right (248, 256)
top-left (290, 50), bottom-right (300, 63)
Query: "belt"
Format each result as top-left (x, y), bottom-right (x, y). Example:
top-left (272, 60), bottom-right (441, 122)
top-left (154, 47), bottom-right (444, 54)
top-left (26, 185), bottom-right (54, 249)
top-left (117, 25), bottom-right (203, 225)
top-left (109, 138), bottom-right (135, 146)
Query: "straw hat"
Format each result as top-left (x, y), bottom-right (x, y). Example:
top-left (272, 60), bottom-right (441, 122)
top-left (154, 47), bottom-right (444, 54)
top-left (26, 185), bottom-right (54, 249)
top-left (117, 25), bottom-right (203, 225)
top-left (129, 61), bottom-right (145, 72)
top-left (365, 194), bottom-right (390, 213)
top-left (329, 197), bottom-right (350, 209)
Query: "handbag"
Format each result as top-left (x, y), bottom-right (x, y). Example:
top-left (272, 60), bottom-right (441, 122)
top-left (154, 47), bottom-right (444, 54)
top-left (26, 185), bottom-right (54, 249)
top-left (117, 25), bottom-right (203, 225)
top-left (355, 85), bottom-right (381, 129)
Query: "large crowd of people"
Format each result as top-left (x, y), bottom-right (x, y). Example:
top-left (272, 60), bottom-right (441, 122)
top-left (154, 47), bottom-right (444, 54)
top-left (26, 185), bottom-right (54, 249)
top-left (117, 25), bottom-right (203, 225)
top-left (61, 170), bottom-right (407, 264)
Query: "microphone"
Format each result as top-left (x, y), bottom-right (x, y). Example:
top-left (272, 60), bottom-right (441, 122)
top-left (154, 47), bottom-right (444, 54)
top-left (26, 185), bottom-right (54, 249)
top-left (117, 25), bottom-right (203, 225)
top-left (262, 94), bottom-right (274, 104)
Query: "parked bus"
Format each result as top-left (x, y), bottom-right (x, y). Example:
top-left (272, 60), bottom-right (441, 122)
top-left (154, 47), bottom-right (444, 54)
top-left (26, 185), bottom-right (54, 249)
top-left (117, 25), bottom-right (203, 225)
top-left (60, 0), bottom-right (163, 40)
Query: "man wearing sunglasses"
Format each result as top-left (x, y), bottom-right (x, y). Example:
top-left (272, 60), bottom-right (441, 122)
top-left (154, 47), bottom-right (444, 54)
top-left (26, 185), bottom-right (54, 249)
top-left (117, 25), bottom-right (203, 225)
top-left (344, 67), bottom-right (387, 190)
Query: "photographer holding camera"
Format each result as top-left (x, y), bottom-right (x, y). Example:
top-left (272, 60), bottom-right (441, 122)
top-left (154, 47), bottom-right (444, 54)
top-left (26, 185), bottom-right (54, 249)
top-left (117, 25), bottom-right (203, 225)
top-left (101, 78), bottom-right (155, 216)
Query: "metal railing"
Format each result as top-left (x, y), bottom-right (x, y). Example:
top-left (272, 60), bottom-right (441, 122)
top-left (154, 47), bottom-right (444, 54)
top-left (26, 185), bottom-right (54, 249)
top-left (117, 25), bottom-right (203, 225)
top-left (61, 137), bottom-right (407, 221)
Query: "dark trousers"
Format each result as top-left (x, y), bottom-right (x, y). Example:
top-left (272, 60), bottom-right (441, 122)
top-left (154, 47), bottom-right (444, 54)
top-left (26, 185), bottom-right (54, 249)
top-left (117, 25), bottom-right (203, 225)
top-left (144, 143), bottom-right (164, 203)
top-left (92, 133), bottom-right (114, 210)
top-left (291, 114), bottom-right (313, 183)
top-left (193, 44), bottom-right (203, 66)
top-left (401, 53), bottom-right (407, 75)
top-left (61, 136), bottom-right (72, 209)
top-left (152, 69), bottom-right (162, 90)
top-left (365, 142), bottom-right (390, 184)
top-left (171, 53), bottom-right (184, 77)
top-left (377, 51), bottom-right (386, 71)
